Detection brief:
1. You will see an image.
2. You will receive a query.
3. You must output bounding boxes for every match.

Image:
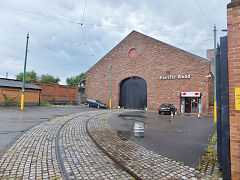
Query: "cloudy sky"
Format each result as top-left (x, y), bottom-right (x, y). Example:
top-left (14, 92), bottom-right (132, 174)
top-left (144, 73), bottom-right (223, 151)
top-left (0, 0), bottom-right (230, 84)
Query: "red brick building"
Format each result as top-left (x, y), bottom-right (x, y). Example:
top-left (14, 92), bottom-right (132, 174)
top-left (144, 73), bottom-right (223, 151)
top-left (86, 31), bottom-right (213, 114)
top-left (227, 0), bottom-right (240, 179)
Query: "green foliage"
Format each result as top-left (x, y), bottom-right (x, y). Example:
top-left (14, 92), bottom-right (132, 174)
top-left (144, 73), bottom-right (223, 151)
top-left (16, 70), bottom-right (38, 82)
top-left (15, 103), bottom-right (21, 107)
top-left (197, 157), bottom-right (202, 170)
top-left (66, 77), bottom-right (75, 86)
top-left (40, 100), bottom-right (52, 106)
top-left (39, 74), bottom-right (60, 84)
top-left (3, 93), bottom-right (16, 106)
top-left (199, 131), bottom-right (217, 171)
top-left (66, 72), bottom-right (86, 92)
top-left (209, 99), bottom-right (214, 106)
top-left (16, 70), bottom-right (61, 84)
top-left (179, 161), bottom-right (184, 165)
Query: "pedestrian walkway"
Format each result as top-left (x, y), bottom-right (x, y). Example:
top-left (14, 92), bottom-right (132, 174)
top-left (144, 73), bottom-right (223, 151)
top-left (0, 110), bottom-right (220, 179)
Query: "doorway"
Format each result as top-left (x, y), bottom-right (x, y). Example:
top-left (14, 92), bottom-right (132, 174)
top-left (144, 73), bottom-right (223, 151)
top-left (181, 97), bottom-right (200, 114)
top-left (119, 76), bottom-right (147, 109)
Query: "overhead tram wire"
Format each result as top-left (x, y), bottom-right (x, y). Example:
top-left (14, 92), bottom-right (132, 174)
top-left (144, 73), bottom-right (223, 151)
top-left (81, 0), bottom-right (88, 24)
top-left (0, 3), bottom-right (213, 37)
top-left (80, 24), bottom-right (97, 61)
top-left (0, 4), bottom-right (76, 24)
top-left (192, 0), bottom-right (212, 27)
top-left (78, 0), bottom-right (97, 62)
top-left (1, 2), bottom-right (215, 62)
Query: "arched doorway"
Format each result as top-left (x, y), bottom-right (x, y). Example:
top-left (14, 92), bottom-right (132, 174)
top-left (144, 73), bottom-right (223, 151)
top-left (119, 76), bottom-right (147, 109)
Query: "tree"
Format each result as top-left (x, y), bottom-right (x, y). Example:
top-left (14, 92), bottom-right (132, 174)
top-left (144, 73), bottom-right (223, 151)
top-left (66, 77), bottom-right (75, 86)
top-left (16, 70), bottom-right (38, 82)
top-left (39, 74), bottom-right (60, 84)
top-left (66, 73), bottom-right (86, 92)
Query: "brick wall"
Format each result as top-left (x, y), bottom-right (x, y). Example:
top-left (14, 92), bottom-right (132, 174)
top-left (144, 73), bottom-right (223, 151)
top-left (33, 83), bottom-right (78, 104)
top-left (227, 1), bottom-right (240, 179)
top-left (0, 87), bottom-right (40, 105)
top-left (86, 31), bottom-right (211, 113)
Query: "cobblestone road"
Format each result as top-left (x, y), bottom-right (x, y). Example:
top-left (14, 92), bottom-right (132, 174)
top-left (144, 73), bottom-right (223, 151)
top-left (0, 110), bottom-right (220, 180)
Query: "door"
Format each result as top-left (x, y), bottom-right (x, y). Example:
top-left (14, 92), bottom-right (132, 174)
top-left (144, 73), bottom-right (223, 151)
top-left (120, 76), bottom-right (147, 109)
top-left (185, 98), bottom-right (191, 113)
top-left (191, 98), bottom-right (198, 113)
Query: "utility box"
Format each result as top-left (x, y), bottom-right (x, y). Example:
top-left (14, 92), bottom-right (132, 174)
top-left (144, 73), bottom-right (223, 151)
top-left (134, 122), bottom-right (144, 137)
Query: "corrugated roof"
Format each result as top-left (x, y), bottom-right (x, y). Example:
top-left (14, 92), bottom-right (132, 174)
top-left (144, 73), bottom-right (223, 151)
top-left (0, 78), bottom-right (42, 90)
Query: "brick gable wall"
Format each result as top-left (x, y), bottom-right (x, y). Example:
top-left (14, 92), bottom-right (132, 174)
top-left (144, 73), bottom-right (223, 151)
top-left (86, 31), bottom-right (211, 113)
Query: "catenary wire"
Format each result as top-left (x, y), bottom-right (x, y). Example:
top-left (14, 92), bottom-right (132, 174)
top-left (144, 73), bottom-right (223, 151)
top-left (0, 3), bottom-right (213, 36)
top-left (81, 0), bottom-right (88, 23)
top-left (192, 0), bottom-right (212, 27)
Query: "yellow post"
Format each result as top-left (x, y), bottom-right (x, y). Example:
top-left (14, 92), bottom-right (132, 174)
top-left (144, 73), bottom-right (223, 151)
top-left (213, 26), bottom-right (217, 123)
top-left (109, 65), bottom-right (112, 109)
top-left (214, 102), bottom-right (217, 123)
top-left (20, 94), bottom-right (24, 110)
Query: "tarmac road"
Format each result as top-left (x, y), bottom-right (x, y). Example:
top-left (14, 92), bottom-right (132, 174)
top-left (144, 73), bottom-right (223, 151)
top-left (108, 110), bottom-right (216, 168)
top-left (0, 106), bottom-right (96, 157)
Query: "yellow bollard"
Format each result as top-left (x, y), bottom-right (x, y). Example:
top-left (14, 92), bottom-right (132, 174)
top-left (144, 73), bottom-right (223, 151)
top-left (20, 94), bottom-right (24, 110)
top-left (109, 99), bottom-right (111, 109)
top-left (214, 102), bottom-right (217, 123)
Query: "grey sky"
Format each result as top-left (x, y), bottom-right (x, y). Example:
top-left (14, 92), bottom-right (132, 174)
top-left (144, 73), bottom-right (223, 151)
top-left (0, 0), bottom-right (230, 84)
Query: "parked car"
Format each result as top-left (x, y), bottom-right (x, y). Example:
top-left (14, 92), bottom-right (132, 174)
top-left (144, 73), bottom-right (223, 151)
top-left (85, 99), bottom-right (108, 108)
top-left (158, 104), bottom-right (177, 115)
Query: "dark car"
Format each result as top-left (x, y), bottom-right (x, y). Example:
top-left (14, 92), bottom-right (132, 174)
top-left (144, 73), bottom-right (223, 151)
top-left (85, 99), bottom-right (107, 109)
top-left (158, 104), bottom-right (177, 115)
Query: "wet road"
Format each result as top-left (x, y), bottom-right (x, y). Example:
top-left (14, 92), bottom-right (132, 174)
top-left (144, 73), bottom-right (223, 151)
top-left (108, 111), bottom-right (216, 168)
top-left (0, 106), bottom-right (95, 156)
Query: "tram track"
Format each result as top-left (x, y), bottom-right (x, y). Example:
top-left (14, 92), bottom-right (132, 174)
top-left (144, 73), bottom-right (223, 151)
top-left (55, 111), bottom-right (134, 180)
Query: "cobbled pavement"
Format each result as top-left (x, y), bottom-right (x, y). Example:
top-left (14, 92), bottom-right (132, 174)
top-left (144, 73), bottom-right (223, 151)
top-left (0, 110), bottom-right (221, 180)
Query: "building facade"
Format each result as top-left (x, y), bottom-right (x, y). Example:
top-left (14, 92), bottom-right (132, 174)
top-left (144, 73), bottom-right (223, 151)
top-left (86, 31), bottom-right (213, 114)
top-left (0, 78), bottom-right (41, 106)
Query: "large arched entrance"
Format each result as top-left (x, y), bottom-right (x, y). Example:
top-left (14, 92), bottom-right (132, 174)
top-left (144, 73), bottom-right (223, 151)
top-left (119, 76), bottom-right (147, 109)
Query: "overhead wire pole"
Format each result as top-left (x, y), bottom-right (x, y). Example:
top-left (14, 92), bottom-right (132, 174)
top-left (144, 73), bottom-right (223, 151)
top-left (214, 25), bottom-right (217, 123)
top-left (110, 65), bottom-right (112, 109)
top-left (21, 33), bottom-right (29, 111)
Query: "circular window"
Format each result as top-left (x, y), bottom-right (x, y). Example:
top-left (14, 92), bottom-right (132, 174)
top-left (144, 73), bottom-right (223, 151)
top-left (128, 48), bottom-right (137, 59)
